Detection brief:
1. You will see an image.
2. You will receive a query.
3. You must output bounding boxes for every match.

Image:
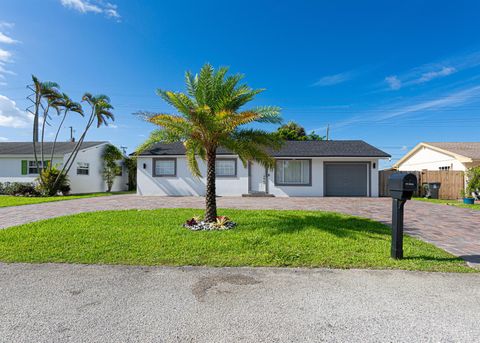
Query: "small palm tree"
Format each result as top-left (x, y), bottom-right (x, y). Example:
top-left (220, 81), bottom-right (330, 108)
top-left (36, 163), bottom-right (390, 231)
top-left (138, 64), bottom-right (282, 222)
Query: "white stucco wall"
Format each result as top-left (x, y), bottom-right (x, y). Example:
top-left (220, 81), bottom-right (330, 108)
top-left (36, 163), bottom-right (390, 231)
top-left (66, 144), bottom-right (128, 194)
top-left (397, 146), bottom-right (466, 171)
top-left (137, 156), bottom-right (381, 197)
top-left (0, 156), bottom-right (64, 183)
top-left (137, 155), bottom-right (248, 196)
top-left (0, 144), bottom-right (129, 194)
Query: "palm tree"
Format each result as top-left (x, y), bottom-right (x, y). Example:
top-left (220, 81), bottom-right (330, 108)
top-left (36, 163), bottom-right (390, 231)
top-left (138, 64), bottom-right (282, 222)
top-left (60, 93), bottom-right (115, 177)
top-left (49, 93), bottom-right (84, 167)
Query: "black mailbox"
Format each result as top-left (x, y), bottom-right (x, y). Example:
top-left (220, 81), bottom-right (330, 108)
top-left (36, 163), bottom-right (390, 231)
top-left (388, 173), bottom-right (418, 259)
top-left (388, 173), bottom-right (417, 200)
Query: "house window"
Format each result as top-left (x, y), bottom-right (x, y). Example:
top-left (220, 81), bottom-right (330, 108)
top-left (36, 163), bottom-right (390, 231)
top-left (77, 162), bottom-right (90, 175)
top-left (439, 166), bottom-right (451, 171)
top-left (275, 159), bottom-right (311, 186)
top-left (153, 158), bottom-right (176, 177)
top-left (28, 160), bottom-right (46, 174)
top-left (216, 159), bottom-right (237, 177)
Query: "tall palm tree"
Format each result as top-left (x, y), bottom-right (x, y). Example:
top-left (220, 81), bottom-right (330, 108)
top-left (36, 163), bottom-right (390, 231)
top-left (49, 93), bottom-right (84, 168)
top-left (138, 64), bottom-right (282, 223)
top-left (60, 93), bottom-right (115, 177)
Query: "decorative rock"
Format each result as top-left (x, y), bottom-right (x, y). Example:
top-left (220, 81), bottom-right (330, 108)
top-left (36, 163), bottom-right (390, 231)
top-left (183, 220), bottom-right (237, 231)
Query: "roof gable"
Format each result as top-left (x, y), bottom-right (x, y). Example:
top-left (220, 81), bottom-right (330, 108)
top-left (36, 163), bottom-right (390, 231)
top-left (394, 142), bottom-right (480, 168)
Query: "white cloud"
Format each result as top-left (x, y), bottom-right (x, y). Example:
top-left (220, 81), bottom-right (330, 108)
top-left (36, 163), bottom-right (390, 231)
top-left (0, 136), bottom-right (8, 141)
top-left (418, 66), bottom-right (456, 83)
top-left (0, 49), bottom-right (12, 62)
top-left (318, 84), bottom-right (480, 130)
top-left (0, 32), bottom-right (18, 44)
top-left (0, 22), bottom-right (14, 30)
top-left (0, 95), bottom-right (34, 128)
top-left (60, 0), bottom-right (121, 20)
top-left (312, 72), bottom-right (353, 87)
top-left (385, 76), bottom-right (401, 90)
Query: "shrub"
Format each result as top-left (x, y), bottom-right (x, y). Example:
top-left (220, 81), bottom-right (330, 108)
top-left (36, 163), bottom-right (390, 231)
top-left (466, 167), bottom-right (480, 196)
top-left (1, 182), bottom-right (40, 196)
top-left (36, 167), bottom-right (70, 196)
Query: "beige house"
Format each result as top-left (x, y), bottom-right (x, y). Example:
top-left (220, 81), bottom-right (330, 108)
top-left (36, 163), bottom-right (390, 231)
top-left (394, 142), bottom-right (480, 171)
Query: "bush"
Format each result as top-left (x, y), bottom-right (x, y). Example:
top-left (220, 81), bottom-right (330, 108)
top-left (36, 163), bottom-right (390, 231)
top-left (1, 182), bottom-right (40, 196)
top-left (36, 167), bottom-right (70, 196)
top-left (466, 167), bottom-right (480, 196)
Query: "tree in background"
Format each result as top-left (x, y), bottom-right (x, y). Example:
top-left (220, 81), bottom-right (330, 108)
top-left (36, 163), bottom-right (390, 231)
top-left (276, 121), bottom-right (324, 141)
top-left (123, 156), bottom-right (137, 191)
top-left (102, 144), bottom-right (123, 192)
top-left (137, 64), bottom-right (282, 223)
top-left (27, 75), bottom-right (115, 196)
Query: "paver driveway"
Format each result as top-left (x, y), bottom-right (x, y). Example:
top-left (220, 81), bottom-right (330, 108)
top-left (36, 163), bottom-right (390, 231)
top-left (0, 195), bottom-right (479, 265)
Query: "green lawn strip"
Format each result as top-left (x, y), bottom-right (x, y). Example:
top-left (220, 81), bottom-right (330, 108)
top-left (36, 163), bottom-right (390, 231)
top-left (0, 191), bottom-right (133, 208)
top-left (0, 208), bottom-right (473, 272)
top-left (413, 197), bottom-right (480, 210)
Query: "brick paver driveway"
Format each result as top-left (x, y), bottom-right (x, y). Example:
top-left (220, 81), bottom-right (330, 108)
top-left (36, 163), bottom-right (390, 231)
top-left (0, 195), bottom-right (479, 266)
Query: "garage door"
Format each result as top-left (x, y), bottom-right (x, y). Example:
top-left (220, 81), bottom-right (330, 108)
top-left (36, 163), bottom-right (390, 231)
top-left (324, 163), bottom-right (368, 196)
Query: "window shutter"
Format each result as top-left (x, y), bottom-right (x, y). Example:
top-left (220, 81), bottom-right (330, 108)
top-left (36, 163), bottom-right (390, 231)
top-left (21, 160), bottom-right (27, 175)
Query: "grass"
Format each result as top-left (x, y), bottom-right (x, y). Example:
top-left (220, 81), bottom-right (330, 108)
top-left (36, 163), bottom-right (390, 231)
top-left (0, 191), bottom-right (133, 208)
top-left (413, 197), bottom-right (480, 210)
top-left (0, 208), bottom-right (473, 272)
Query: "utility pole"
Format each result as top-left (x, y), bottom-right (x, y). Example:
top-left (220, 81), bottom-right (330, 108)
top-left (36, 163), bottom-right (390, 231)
top-left (120, 146), bottom-right (128, 155)
top-left (326, 124), bottom-right (330, 141)
top-left (69, 126), bottom-right (75, 142)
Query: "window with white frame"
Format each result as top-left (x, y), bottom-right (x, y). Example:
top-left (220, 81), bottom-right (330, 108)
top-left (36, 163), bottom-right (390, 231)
top-left (76, 162), bottom-right (90, 175)
top-left (28, 160), bottom-right (46, 174)
top-left (275, 159), bottom-right (311, 185)
top-left (154, 158), bottom-right (176, 177)
top-left (216, 159), bottom-right (236, 177)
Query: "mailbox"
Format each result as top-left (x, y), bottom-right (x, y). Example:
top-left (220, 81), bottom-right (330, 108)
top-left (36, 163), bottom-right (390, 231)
top-left (388, 173), bottom-right (417, 200)
top-left (388, 173), bottom-right (418, 259)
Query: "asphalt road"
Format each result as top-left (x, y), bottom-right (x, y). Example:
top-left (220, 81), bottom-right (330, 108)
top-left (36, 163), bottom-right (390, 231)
top-left (1, 263), bottom-right (479, 343)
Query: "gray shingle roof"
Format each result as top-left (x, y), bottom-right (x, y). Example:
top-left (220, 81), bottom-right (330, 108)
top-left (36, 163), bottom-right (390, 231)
top-left (426, 142), bottom-right (480, 160)
top-left (0, 141), bottom-right (107, 155)
top-left (136, 140), bottom-right (390, 158)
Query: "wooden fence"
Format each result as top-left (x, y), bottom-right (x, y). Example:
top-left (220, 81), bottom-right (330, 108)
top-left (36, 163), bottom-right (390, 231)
top-left (379, 170), bottom-right (465, 199)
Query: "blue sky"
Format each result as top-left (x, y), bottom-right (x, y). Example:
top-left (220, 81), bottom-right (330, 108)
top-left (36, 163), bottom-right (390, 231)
top-left (1, 0), bottom-right (480, 167)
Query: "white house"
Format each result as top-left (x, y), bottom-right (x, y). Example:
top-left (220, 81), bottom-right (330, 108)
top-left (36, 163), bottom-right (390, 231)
top-left (136, 140), bottom-right (390, 197)
top-left (0, 141), bottom-right (129, 194)
top-left (394, 142), bottom-right (480, 171)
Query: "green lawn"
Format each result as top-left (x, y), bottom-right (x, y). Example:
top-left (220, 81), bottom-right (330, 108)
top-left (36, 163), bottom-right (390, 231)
top-left (0, 208), bottom-right (473, 272)
top-left (413, 197), bottom-right (480, 210)
top-left (0, 191), bottom-right (133, 208)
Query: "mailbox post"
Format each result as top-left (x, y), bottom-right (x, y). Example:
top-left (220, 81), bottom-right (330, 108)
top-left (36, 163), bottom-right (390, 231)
top-left (388, 173), bottom-right (418, 259)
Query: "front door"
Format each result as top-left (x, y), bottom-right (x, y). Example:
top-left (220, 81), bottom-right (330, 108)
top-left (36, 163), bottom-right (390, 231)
top-left (249, 162), bottom-right (268, 193)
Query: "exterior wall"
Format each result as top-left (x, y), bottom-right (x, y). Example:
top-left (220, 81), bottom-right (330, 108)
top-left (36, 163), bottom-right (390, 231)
top-left (0, 156), bottom-right (63, 183)
top-left (0, 144), bottom-right (129, 194)
top-left (66, 144), bottom-right (129, 194)
top-left (137, 156), bottom-right (381, 197)
top-left (267, 157), bottom-right (380, 197)
top-left (137, 155), bottom-right (248, 196)
top-left (397, 146), bottom-right (466, 171)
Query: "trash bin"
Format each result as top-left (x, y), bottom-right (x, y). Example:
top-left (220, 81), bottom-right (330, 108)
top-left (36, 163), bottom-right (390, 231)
top-left (428, 182), bottom-right (441, 199)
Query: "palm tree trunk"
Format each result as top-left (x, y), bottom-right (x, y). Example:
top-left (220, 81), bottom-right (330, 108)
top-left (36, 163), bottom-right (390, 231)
top-left (205, 148), bottom-right (217, 223)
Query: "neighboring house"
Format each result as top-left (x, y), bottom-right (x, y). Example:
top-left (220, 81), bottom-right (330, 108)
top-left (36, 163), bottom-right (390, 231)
top-left (136, 140), bottom-right (390, 197)
top-left (0, 141), bottom-right (128, 194)
top-left (394, 142), bottom-right (480, 171)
